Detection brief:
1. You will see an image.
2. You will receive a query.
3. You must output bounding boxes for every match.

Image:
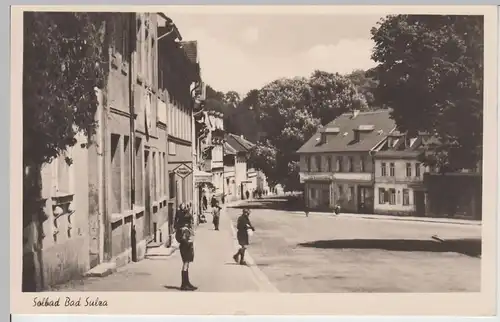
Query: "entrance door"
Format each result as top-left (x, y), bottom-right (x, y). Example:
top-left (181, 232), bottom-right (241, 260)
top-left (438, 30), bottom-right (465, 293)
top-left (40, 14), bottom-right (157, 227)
top-left (321, 188), bottom-right (330, 210)
top-left (144, 150), bottom-right (152, 239)
top-left (414, 191), bottom-right (425, 216)
top-left (358, 186), bottom-right (374, 213)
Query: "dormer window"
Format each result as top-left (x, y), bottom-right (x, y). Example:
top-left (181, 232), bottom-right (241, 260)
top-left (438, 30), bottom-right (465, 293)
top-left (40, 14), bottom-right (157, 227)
top-left (320, 127), bottom-right (340, 144)
top-left (354, 125), bottom-right (374, 142)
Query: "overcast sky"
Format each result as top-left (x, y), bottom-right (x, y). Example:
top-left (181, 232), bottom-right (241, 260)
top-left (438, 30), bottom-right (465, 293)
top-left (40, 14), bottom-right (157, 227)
top-left (167, 13), bottom-right (384, 95)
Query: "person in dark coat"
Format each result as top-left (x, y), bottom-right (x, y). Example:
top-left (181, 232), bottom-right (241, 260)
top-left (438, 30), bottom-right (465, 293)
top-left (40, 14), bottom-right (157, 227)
top-left (212, 201), bottom-right (222, 231)
top-left (245, 190), bottom-right (250, 200)
top-left (232, 208), bottom-right (255, 265)
top-left (174, 203), bottom-right (197, 291)
top-left (210, 196), bottom-right (218, 208)
top-left (202, 195), bottom-right (208, 211)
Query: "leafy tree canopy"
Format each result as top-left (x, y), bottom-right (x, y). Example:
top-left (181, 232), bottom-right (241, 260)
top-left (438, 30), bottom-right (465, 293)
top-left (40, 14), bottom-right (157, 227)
top-left (24, 12), bottom-right (109, 166)
top-left (371, 14), bottom-right (483, 171)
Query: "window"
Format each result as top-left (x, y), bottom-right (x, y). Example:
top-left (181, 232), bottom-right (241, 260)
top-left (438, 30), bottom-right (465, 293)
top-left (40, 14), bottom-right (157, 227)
top-left (110, 134), bottom-right (122, 214)
top-left (315, 155), bottom-right (321, 171)
top-left (378, 188), bottom-right (385, 204)
top-left (336, 157), bottom-right (343, 172)
top-left (415, 163), bottom-right (421, 177)
top-left (348, 156), bottom-right (354, 172)
top-left (123, 136), bottom-right (131, 209)
top-left (169, 172), bottom-right (176, 199)
top-left (135, 15), bottom-right (142, 76)
top-left (310, 188), bottom-right (316, 199)
top-left (135, 137), bottom-right (143, 206)
top-left (168, 141), bottom-right (176, 156)
top-left (152, 152), bottom-right (157, 202)
top-left (338, 185), bottom-right (343, 198)
top-left (56, 154), bottom-right (70, 194)
top-left (163, 153), bottom-right (167, 197)
top-left (327, 156), bottom-right (332, 172)
top-left (306, 156), bottom-right (311, 172)
top-left (360, 156), bottom-right (365, 172)
top-left (381, 162), bottom-right (387, 177)
top-left (389, 188), bottom-right (396, 205)
top-left (349, 186), bottom-right (355, 202)
top-left (403, 189), bottom-right (410, 205)
top-left (389, 163), bottom-right (395, 177)
top-left (406, 163), bottom-right (412, 177)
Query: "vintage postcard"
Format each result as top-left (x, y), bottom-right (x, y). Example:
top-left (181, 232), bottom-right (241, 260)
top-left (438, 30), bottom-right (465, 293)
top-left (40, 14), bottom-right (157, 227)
top-left (11, 4), bottom-right (498, 316)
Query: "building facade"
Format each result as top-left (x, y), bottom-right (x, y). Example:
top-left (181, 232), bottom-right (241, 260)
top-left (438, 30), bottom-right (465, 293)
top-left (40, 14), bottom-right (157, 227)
top-left (373, 132), bottom-right (428, 216)
top-left (224, 134), bottom-right (255, 201)
top-left (297, 110), bottom-right (396, 213)
top-left (22, 12), bottom-right (203, 290)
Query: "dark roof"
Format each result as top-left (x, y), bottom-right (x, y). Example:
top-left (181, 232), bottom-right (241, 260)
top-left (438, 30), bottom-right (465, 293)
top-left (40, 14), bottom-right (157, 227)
top-left (297, 110), bottom-right (396, 154)
top-left (225, 133), bottom-right (255, 153)
top-left (181, 41), bottom-right (198, 64)
top-left (223, 142), bottom-right (237, 155)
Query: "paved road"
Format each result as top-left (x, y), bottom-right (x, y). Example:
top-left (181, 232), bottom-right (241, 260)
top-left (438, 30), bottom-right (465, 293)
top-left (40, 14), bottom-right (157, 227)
top-left (227, 197), bottom-right (481, 293)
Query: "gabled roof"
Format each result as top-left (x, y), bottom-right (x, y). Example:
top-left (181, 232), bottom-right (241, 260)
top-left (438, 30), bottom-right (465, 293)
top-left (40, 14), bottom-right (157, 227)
top-left (223, 142), bottom-right (237, 155)
top-left (225, 133), bottom-right (255, 153)
top-left (297, 109), bottom-right (396, 154)
top-left (375, 135), bottom-right (424, 159)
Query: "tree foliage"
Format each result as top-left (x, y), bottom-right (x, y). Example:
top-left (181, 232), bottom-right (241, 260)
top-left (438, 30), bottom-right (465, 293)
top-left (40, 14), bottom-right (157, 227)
top-left (23, 12), bottom-right (109, 167)
top-left (371, 15), bottom-right (483, 171)
top-left (252, 72), bottom-right (364, 190)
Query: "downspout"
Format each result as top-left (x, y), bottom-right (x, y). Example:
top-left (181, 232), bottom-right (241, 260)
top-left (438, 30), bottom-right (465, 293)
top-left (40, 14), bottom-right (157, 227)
top-left (129, 13), bottom-right (137, 262)
top-left (129, 12), bottom-right (136, 208)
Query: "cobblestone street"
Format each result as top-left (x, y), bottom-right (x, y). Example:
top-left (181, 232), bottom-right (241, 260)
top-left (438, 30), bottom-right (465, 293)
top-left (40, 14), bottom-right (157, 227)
top-left (227, 197), bottom-right (481, 293)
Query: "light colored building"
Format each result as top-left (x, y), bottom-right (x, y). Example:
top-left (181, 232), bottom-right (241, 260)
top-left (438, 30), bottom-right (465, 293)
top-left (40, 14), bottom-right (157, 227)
top-left (224, 133), bottom-right (255, 201)
top-left (373, 132), bottom-right (429, 216)
top-left (297, 110), bottom-right (395, 213)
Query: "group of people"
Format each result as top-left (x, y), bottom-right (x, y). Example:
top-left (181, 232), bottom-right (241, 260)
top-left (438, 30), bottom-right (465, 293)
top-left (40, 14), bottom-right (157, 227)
top-left (173, 199), bottom-right (255, 291)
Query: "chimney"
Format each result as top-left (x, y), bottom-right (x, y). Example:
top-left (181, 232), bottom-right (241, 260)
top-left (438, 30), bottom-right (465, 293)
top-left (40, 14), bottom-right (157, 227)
top-left (352, 109), bottom-right (360, 119)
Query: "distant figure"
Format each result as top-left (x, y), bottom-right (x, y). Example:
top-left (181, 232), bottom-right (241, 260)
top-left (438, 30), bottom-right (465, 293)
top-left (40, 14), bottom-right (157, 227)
top-left (212, 201), bottom-right (222, 231)
top-left (211, 195), bottom-right (218, 208)
top-left (245, 190), bottom-right (250, 200)
top-left (333, 204), bottom-right (341, 215)
top-left (233, 209), bottom-right (255, 265)
top-left (202, 195), bottom-right (208, 211)
top-left (174, 203), bottom-right (197, 291)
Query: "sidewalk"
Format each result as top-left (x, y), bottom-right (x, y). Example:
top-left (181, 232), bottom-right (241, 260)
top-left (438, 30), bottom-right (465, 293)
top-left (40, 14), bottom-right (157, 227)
top-left (50, 210), bottom-right (274, 292)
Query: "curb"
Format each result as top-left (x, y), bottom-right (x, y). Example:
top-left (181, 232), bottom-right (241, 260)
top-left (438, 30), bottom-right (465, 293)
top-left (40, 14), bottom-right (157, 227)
top-left (223, 206), bottom-right (280, 293)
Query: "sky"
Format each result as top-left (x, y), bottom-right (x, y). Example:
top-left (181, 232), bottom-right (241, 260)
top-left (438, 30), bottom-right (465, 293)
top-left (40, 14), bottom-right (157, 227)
top-left (167, 13), bottom-right (384, 96)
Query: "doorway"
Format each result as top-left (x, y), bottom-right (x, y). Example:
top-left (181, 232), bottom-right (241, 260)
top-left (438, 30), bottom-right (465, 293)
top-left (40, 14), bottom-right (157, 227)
top-left (414, 191), bottom-right (425, 216)
top-left (358, 186), bottom-right (374, 213)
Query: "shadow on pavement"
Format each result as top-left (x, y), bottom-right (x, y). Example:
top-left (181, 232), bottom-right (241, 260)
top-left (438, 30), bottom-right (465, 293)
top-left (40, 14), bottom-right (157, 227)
top-left (230, 196), bottom-right (332, 213)
top-left (298, 238), bottom-right (481, 257)
top-left (163, 285), bottom-right (181, 290)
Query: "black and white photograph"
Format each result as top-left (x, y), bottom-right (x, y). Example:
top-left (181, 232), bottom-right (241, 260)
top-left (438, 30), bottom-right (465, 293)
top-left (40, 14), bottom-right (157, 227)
top-left (12, 4), bottom-right (497, 316)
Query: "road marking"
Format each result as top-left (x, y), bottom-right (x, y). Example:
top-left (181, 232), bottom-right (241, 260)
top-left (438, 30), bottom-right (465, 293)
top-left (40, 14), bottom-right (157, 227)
top-left (223, 206), bottom-right (280, 293)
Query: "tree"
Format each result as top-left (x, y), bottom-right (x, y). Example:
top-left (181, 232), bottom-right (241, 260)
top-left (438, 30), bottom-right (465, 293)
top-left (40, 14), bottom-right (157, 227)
top-left (24, 12), bottom-right (109, 167)
top-left (346, 69), bottom-right (379, 108)
top-left (251, 72), bottom-right (363, 190)
top-left (309, 70), bottom-right (367, 124)
top-left (371, 15), bottom-right (483, 171)
top-left (23, 12), bottom-right (109, 230)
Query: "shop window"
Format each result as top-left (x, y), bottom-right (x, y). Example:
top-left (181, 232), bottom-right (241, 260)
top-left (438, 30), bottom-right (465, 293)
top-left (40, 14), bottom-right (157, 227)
top-left (389, 188), bottom-right (396, 205)
top-left (378, 188), bottom-right (385, 204)
top-left (403, 189), bottom-right (410, 205)
top-left (415, 163), bottom-right (421, 177)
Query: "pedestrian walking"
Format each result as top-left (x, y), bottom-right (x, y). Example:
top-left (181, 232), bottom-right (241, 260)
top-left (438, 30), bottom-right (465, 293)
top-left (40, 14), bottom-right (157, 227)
top-left (211, 195), bottom-right (218, 209)
top-left (245, 190), bottom-right (250, 200)
top-left (232, 208), bottom-right (255, 265)
top-left (202, 195), bottom-right (208, 211)
top-left (174, 203), bottom-right (197, 291)
top-left (212, 201), bottom-right (222, 231)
